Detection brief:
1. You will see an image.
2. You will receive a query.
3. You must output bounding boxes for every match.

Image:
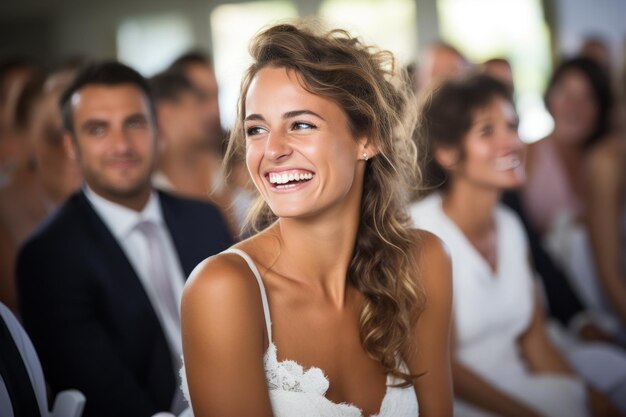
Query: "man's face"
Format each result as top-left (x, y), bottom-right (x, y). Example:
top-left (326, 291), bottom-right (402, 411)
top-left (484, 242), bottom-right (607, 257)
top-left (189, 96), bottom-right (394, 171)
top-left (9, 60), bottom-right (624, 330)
top-left (67, 84), bottom-right (156, 201)
top-left (156, 90), bottom-right (206, 149)
top-left (184, 63), bottom-right (222, 141)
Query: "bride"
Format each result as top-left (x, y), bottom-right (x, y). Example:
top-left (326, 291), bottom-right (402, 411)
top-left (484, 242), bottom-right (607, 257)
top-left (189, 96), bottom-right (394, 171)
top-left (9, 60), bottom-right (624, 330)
top-left (180, 21), bottom-right (453, 417)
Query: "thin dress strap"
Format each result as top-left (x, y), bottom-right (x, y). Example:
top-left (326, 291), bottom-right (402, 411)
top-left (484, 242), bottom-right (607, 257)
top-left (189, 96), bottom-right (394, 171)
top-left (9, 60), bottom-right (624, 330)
top-left (223, 248), bottom-right (272, 343)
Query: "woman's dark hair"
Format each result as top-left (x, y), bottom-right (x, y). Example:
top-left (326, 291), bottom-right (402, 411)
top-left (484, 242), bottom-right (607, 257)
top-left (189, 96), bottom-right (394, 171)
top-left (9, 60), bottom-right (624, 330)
top-left (418, 74), bottom-right (514, 192)
top-left (544, 57), bottom-right (612, 149)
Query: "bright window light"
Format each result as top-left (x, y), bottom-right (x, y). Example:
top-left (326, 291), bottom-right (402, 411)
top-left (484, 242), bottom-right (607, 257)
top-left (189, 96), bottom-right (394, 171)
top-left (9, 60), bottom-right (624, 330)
top-left (210, 2), bottom-right (298, 129)
top-left (438, 0), bottom-right (553, 142)
top-left (117, 13), bottom-right (194, 77)
top-left (319, 0), bottom-right (417, 65)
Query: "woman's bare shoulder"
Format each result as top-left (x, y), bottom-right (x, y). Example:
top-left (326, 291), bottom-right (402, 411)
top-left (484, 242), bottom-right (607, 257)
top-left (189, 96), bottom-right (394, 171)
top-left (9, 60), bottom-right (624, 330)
top-left (586, 135), bottom-right (626, 187)
top-left (182, 248), bottom-right (264, 311)
top-left (410, 228), bottom-right (450, 263)
top-left (589, 135), bottom-right (625, 168)
top-left (410, 229), bottom-right (452, 297)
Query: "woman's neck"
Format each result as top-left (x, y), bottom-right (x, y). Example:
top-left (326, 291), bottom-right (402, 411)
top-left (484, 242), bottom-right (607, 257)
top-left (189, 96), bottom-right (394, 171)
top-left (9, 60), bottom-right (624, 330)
top-left (267, 197), bottom-right (361, 308)
top-left (442, 180), bottom-right (500, 239)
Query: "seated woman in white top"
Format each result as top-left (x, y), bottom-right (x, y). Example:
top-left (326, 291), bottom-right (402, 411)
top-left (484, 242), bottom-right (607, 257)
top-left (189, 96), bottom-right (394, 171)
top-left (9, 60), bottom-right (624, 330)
top-left (179, 21), bottom-right (453, 417)
top-left (410, 75), bottom-right (622, 417)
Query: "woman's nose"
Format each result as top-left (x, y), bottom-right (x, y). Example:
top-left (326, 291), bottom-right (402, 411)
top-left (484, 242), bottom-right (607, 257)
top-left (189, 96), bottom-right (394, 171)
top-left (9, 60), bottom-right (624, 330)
top-left (264, 130), bottom-right (293, 161)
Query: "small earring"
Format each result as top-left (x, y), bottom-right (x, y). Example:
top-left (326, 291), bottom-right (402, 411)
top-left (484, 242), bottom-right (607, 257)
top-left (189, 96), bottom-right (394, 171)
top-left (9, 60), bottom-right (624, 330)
top-left (363, 152), bottom-right (368, 161)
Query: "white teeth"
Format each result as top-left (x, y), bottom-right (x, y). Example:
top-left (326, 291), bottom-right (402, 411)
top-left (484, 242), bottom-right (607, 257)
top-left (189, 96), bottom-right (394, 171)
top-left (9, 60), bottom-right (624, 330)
top-left (494, 155), bottom-right (521, 171)
top-left (268, 171), bottom-right (314, 185)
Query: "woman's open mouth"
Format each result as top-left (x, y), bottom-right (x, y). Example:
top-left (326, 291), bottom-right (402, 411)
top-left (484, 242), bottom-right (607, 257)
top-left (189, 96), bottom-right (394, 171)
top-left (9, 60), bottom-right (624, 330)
top-left (266, 169), bottom-right (315, 190)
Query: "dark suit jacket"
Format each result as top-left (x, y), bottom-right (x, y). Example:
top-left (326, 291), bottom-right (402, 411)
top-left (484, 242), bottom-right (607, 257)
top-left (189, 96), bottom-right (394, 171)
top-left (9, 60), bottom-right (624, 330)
top-left (17, 190), bottom-right (233, 417)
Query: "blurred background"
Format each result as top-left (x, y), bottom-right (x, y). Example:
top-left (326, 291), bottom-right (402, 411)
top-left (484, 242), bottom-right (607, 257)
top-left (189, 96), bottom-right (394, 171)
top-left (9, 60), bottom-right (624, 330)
top-left (2, 0), bottom-right (625, 143)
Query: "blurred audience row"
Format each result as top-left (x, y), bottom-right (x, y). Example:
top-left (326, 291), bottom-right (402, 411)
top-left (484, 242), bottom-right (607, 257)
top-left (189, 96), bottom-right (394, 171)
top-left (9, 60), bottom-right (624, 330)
top-left (0, 34), bottom-right (625, 416)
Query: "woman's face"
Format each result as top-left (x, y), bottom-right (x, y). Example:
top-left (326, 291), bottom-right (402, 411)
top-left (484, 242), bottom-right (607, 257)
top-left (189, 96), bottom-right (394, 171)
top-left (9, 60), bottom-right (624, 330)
top-left (445, 96), bottom-right (525, 191)
top-left (547, 69), bottom-right (598, 145)
top-left (244, 66), bottom-right (366, 219)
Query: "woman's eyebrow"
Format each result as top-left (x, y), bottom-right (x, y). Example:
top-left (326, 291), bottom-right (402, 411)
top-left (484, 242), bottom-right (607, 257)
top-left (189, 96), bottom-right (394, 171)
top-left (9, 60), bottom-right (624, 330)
top-left (282, 110), bottom-right (325, 121)
top-left (244, 110), bottom-right (325, 122)
top-left (244, 114), bottom-right (265, 122)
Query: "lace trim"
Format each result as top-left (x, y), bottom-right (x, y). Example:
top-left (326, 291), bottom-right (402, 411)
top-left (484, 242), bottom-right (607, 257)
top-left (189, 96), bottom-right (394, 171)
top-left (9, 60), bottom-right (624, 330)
top-left (264, 343), bottom-right (332, 396)
top-left (180, 344), bottom-right (418, 417)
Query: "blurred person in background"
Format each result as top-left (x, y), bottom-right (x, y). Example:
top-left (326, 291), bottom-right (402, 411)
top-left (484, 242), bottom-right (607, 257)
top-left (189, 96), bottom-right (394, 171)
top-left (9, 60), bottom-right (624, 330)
top-left (0, 65), bottom-right (82, 313)
top-left (411, 74), bottom-right (622, 417)
top-left (579, 36), bottom-right (613, 78)
top-left (585, 95), bottom-right (626, 336)
top-left (168, 51), bottom-right (222, 151)
top-left (414, 41), bottom-right (470, 94)
top-left (17, 61), bottom-right (232, 417)
top-left (168, 52), bottom-right (254, 237)
top-left (0, 57), bottom-right (41, 186)
top-left (520, 57), bottom-right (626, 339)
top-left (150, 71), bottom-right (245, 236)
top-left (481, 56), bottom-right (621, 345)
top-left (481, 57), bottom-right (515, 96)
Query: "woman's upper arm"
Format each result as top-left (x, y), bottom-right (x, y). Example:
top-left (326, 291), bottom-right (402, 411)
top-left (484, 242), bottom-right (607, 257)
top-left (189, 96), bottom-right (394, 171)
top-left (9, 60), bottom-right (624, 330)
top-left (407, 230), bottom-right (454, 417)
top-left (181, 255), bottom-right (274, 417)
top-left (585, 144), bottom-right (626, 318)
top-left (518, 283), bottom-right (573, 375)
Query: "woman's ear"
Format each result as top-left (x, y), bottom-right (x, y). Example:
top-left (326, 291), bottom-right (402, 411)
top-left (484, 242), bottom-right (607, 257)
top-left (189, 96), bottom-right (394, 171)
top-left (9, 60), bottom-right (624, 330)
top-left (434, 146), bottom-right (460, 171)
top-left (357, 136), bottom-right (381, 161)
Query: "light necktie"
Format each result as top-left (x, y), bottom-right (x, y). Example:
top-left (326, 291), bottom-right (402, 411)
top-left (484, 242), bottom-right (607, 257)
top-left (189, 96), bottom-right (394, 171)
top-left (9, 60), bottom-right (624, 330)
top-left (134, 220), bottom-right (180, 327)
top-left (135, 220), bottom-right (187, 413)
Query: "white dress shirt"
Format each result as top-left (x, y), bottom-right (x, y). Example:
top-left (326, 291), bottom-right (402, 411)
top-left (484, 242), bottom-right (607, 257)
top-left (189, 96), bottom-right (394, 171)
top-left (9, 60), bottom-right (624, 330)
top-left (83, 186), bottom-right (185, 361)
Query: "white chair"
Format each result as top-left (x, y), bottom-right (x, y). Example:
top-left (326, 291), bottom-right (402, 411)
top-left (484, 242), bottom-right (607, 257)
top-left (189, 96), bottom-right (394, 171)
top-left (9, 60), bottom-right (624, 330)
top-left (50, 389), bottom-right (86, 417)
top-left (0, 303), bottom-right (86, 417)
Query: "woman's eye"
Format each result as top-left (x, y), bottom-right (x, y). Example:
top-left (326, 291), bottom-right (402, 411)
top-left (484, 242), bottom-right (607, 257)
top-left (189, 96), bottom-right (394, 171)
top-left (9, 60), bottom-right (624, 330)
top-left (246, 126), bottom-right (265, 136)
top-left (292, 121), bottom-right (316, 131)
top-left (480, 126), bottom-right (494, 136)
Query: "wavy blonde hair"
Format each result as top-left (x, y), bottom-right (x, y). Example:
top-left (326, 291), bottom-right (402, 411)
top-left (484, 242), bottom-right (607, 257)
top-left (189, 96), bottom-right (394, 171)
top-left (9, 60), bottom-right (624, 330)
top-left (225, 20), bottom-right (425, 385)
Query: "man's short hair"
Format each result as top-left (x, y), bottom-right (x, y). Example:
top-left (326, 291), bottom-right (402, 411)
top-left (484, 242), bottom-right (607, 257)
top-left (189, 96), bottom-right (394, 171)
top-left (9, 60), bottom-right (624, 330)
top-left (149, 71), bottom-right (197, 103)
top-left (168, 51), bottom-right (213, 73)
top-left (59, 61), bottom-right (155, 133)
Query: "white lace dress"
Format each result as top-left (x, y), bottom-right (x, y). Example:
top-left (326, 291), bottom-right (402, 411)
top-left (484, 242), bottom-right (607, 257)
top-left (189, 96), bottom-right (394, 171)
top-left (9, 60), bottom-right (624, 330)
top-left (179, 248), bottom-right (419, 417)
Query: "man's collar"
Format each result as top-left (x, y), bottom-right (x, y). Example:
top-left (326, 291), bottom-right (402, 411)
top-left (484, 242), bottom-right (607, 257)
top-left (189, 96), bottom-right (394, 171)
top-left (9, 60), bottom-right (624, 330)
top-left (83, 185), bottom-right (164, 239)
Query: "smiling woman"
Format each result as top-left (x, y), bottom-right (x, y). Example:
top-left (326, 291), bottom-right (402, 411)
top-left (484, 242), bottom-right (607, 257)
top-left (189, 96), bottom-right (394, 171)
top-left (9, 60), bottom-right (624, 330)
top-left (410, 74), bottom-right (614, 417)
top-left (180, 20), bottom-right (453, 417)
top-left (243, 67), bottom-right (367, 219)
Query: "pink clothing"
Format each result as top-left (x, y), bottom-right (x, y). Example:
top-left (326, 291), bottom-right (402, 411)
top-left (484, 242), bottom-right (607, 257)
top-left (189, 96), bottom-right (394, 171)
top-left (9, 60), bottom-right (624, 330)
top-left (522, 137), bottom-right (583, 235)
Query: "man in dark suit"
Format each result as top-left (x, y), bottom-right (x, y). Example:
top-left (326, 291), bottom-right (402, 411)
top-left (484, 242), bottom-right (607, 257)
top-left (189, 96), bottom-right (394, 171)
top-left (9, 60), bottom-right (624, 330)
top-left (16, 61), bottom-right (233, 417)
